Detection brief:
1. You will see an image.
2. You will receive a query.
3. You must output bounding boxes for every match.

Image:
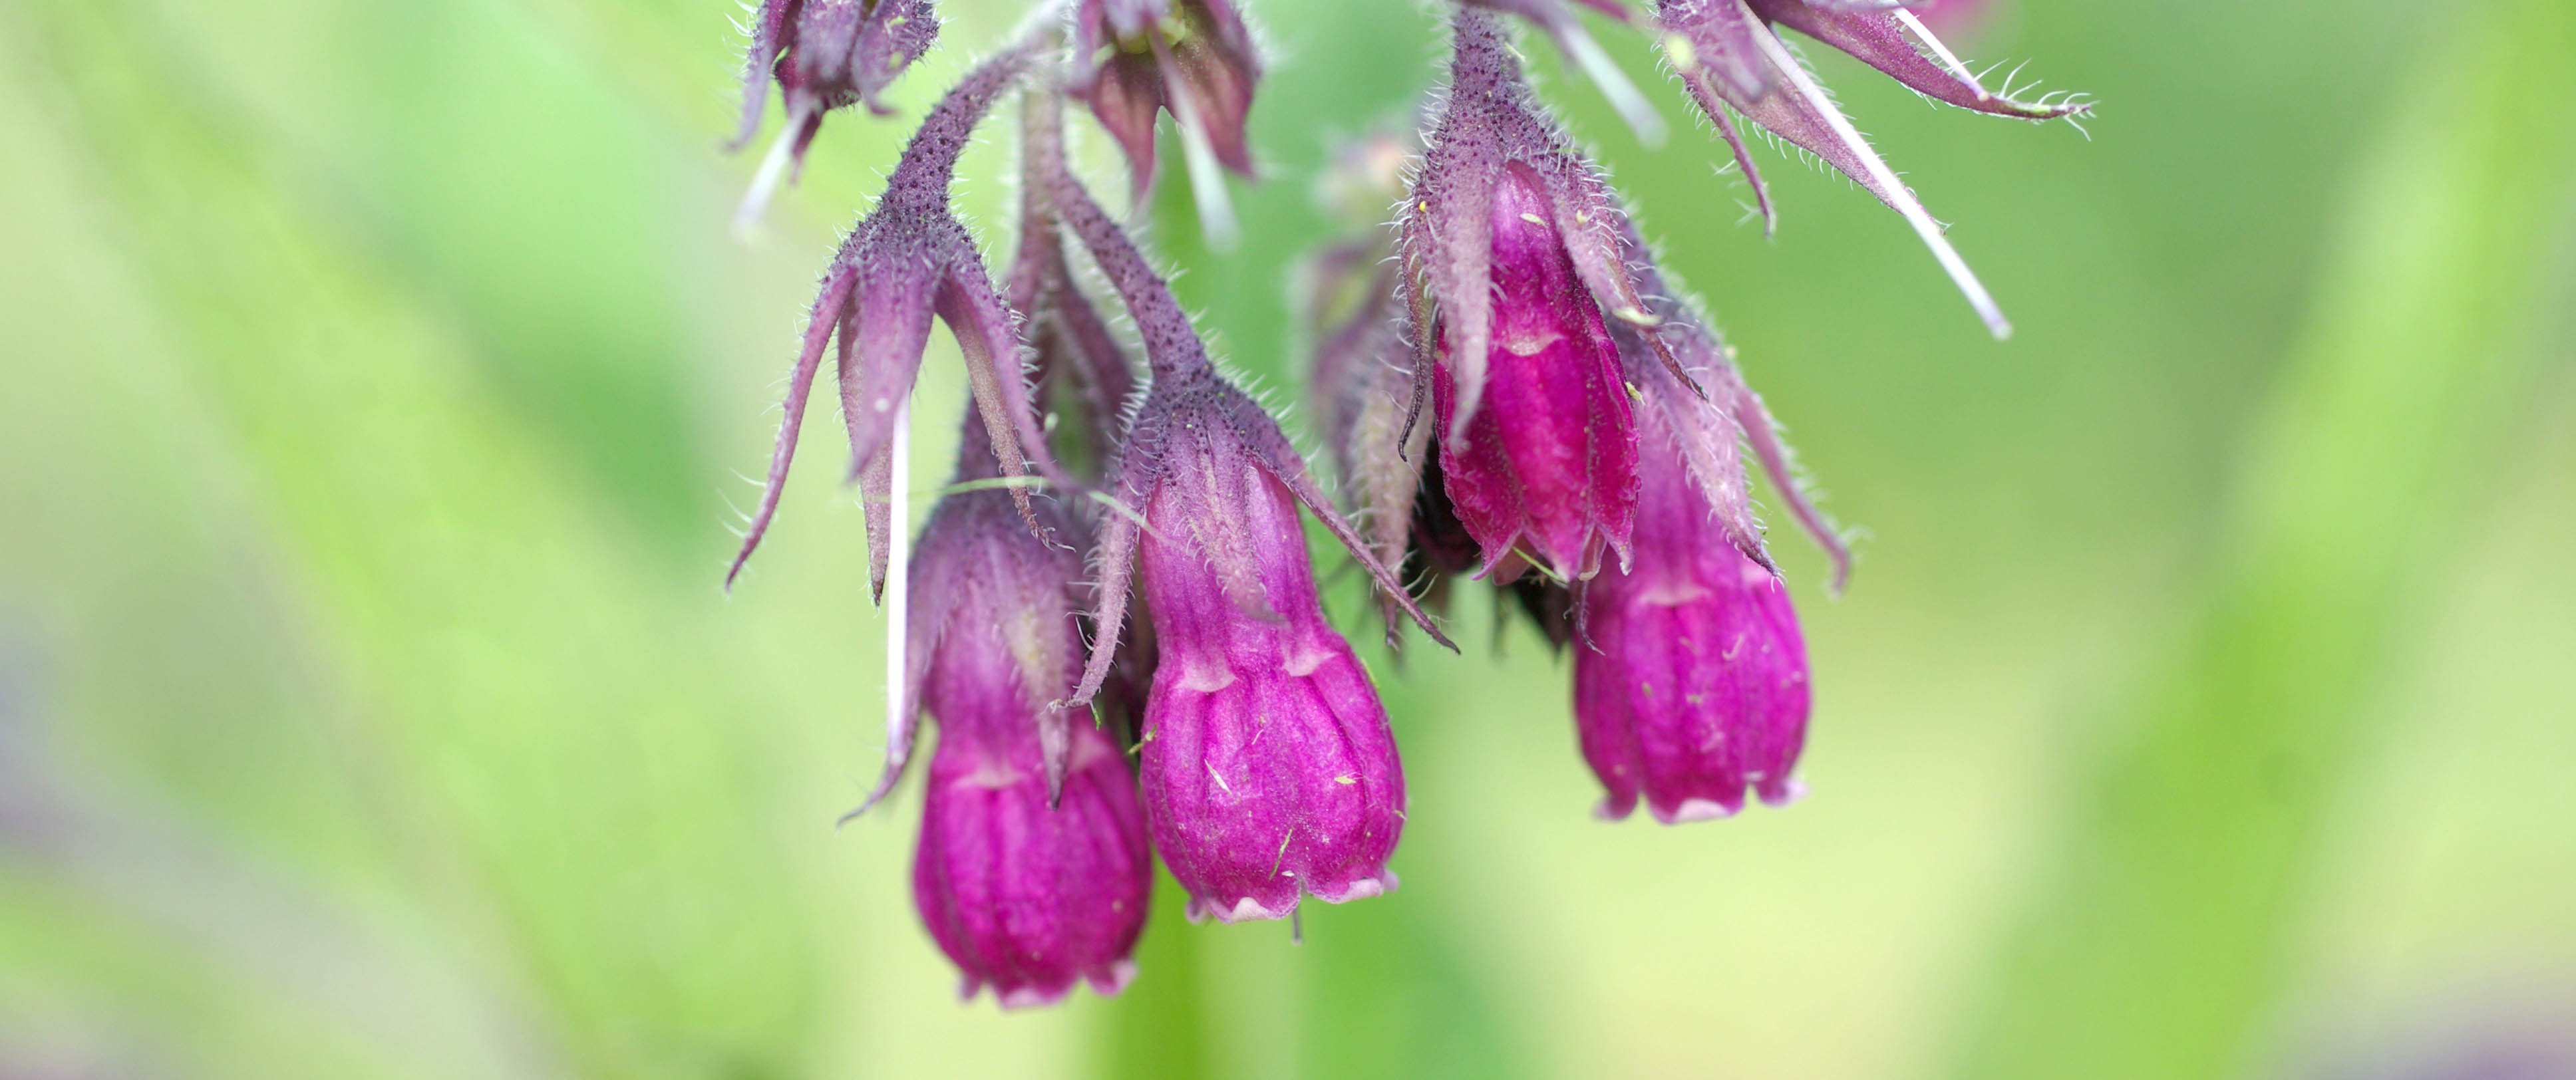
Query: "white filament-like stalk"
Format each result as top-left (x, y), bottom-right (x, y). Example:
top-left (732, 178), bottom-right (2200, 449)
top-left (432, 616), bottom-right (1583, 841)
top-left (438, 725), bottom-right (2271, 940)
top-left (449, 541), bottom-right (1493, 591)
top-left (1161, 68), bottom-right (1240, 250)
top-left (1747, 17), bottom-right (2011, 338)
top-left (1893, 9), bottom-right (1983, 90)
top-left (882, 396), bottom-right (912, 776)
top-left (1557, 21), bottom-right (1668, 147)
top-left (732, 108), bottom-right (805, 242)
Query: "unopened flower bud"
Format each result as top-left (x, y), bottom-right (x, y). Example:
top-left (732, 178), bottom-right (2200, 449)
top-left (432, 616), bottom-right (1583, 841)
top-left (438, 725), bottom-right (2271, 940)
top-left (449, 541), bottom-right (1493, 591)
top-left (1431, 164), bottom-right (1639, 582)
top-left (865, 422), bottom-right (1151, 1007)
top-left (1038, 141), bottom-right (1450, 920)
top-left (1132, 419), bottom-right (1407, 922)
top-left (1403, 11), bottom-right (1670, 581)
top-left (912, 716), bottom-right (1149, 1006)
top-left (1575, 406), bottom-right (1811, 822)
top-left (1570, 219), bottom-right (1845, 823)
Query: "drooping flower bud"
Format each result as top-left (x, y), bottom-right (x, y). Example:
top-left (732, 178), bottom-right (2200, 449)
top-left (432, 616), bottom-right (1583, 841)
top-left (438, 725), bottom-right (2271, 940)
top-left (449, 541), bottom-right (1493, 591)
top-left (1570, 219), bottom-right (1846, 823)
top-left (728, 43), bottom-right (1065, 595)
top-left (1037, 132), bottom-right (1450, 922)
top-left (1574, 402), bottom-right (1811, 823)
top-left (1401, 11), bottom-right (1675, 582)
top-left (1430, 164), bottom-right (1639, 583)
top-left (1069, 0), bottom-right (1263, 243)
top-left (1130, 422), bottom-right (1410, 922)
top-left (1653, 0), bottom-right (2088, 337)
top-left (855, 417), bottom-right (1151, 1008)
top-left (730, 0), bottom-right (941, 229)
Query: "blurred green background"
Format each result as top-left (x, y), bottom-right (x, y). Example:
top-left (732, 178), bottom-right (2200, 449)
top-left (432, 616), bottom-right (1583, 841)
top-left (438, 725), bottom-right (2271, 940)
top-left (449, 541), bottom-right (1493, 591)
top-left (3, 0), bottom-right (2573, 1076)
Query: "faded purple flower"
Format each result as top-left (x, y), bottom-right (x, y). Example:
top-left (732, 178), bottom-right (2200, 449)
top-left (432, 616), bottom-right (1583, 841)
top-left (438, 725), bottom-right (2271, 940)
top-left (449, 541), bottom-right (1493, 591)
top-left (1070, 0), bottom-right (1262, 240)
top-left (854, 416), bottom-right (1151, 1008)
top-left (727, 43), bottom-right (1064, 595)
top-left (1039, 132), bottom-right (1448, 922)
top-left (1654, 0), bottom-right (2088, 336)
top-left (730, 0), bottom-right (941, 228)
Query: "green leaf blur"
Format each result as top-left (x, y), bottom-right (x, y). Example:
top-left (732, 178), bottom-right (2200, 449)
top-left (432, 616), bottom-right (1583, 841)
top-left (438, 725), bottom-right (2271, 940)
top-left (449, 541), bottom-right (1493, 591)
top-left (0, 0), bottom-right (2569, 1077)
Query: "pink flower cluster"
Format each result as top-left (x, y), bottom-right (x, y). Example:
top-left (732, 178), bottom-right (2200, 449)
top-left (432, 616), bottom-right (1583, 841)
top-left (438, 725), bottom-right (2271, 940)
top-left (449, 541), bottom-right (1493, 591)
top-left (721, 0), bottom-right (2080, 1006)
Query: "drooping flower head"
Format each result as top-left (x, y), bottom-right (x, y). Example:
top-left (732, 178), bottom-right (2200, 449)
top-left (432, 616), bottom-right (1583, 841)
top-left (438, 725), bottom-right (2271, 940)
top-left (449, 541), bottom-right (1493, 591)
top-left (730, 0), bottom-right (942, 229)
top-left (1572, 221), bottom-right (1848, 821)
top-left (726, 41), bottom-right (1066, 596)
top-left (1654, 0), bottom-right (2088, 337)
top-left (850, 410), bottom-right (1152, 1008)
top-left (1038, 126), bottom-right (1450, 922)
top-left (1396, 10), bottom-right (1685, 583)
top-left (1575, 445), bottom-right (1812, 822)
top-left (1068, 0), bottom-right (1263, 243)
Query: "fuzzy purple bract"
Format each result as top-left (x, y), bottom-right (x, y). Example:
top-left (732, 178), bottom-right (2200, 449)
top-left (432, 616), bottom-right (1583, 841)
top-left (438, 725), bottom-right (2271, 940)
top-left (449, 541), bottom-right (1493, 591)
top-left (727, 43), bottom-right (1064, 595)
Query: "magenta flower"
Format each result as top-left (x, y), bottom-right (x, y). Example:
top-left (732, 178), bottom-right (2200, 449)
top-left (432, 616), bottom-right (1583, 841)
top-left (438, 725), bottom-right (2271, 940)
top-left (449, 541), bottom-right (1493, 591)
top-left (1039, 134), bottom-right (1448, 922)
top-left (1574, 408), bottom-right (1812, 823)
top-left (1429, 164), bottom-right (1639, 583)
top-left (1398, 10), bottom-right (1679, 582)
top-left (1570, 220), bottom-right (1848, 821)
top-left (1069, 0), bottom-right (1262, 240)
top-left (848, 404), bottom-right (1151, 1007)
top-left (729, 0), bottom-right (940, 229)
top-left (726, 43), bottom-right (1064, 595)
top-left (1130, 427), bottom-right (1410, 921)
top-left (1654, 0), bottom-right (2088, 336)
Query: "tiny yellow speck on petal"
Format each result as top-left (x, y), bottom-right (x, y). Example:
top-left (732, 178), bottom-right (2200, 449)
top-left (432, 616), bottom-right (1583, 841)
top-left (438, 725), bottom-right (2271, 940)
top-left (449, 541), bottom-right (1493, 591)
top-left (1661, 33), bottom-right (1698, 74)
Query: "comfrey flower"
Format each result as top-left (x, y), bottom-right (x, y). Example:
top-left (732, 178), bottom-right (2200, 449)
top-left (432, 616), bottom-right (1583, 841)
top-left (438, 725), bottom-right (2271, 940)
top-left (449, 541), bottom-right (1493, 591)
top-left (726, 42), bottom-right (1065, 595)
top-left (1397, 10), bottom-right (1679, 583)
top-left (1041, 138), bottom-right (1450, 923)
top-left (709, 0), bottom-right (2090, 1007)
top-left (730, 0), bottom-right (941, 230)
top-left (1652, 0), bottom-right (2088, 336)
top-left (1573, 221), bottom-right (1848, 821)
top-left (850, 416), bottom-right (1152, 1008)
top-left (1575, 388), bottom-right (1812, 822)
top-left (1068, 0), bottom-right (1263, 242)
